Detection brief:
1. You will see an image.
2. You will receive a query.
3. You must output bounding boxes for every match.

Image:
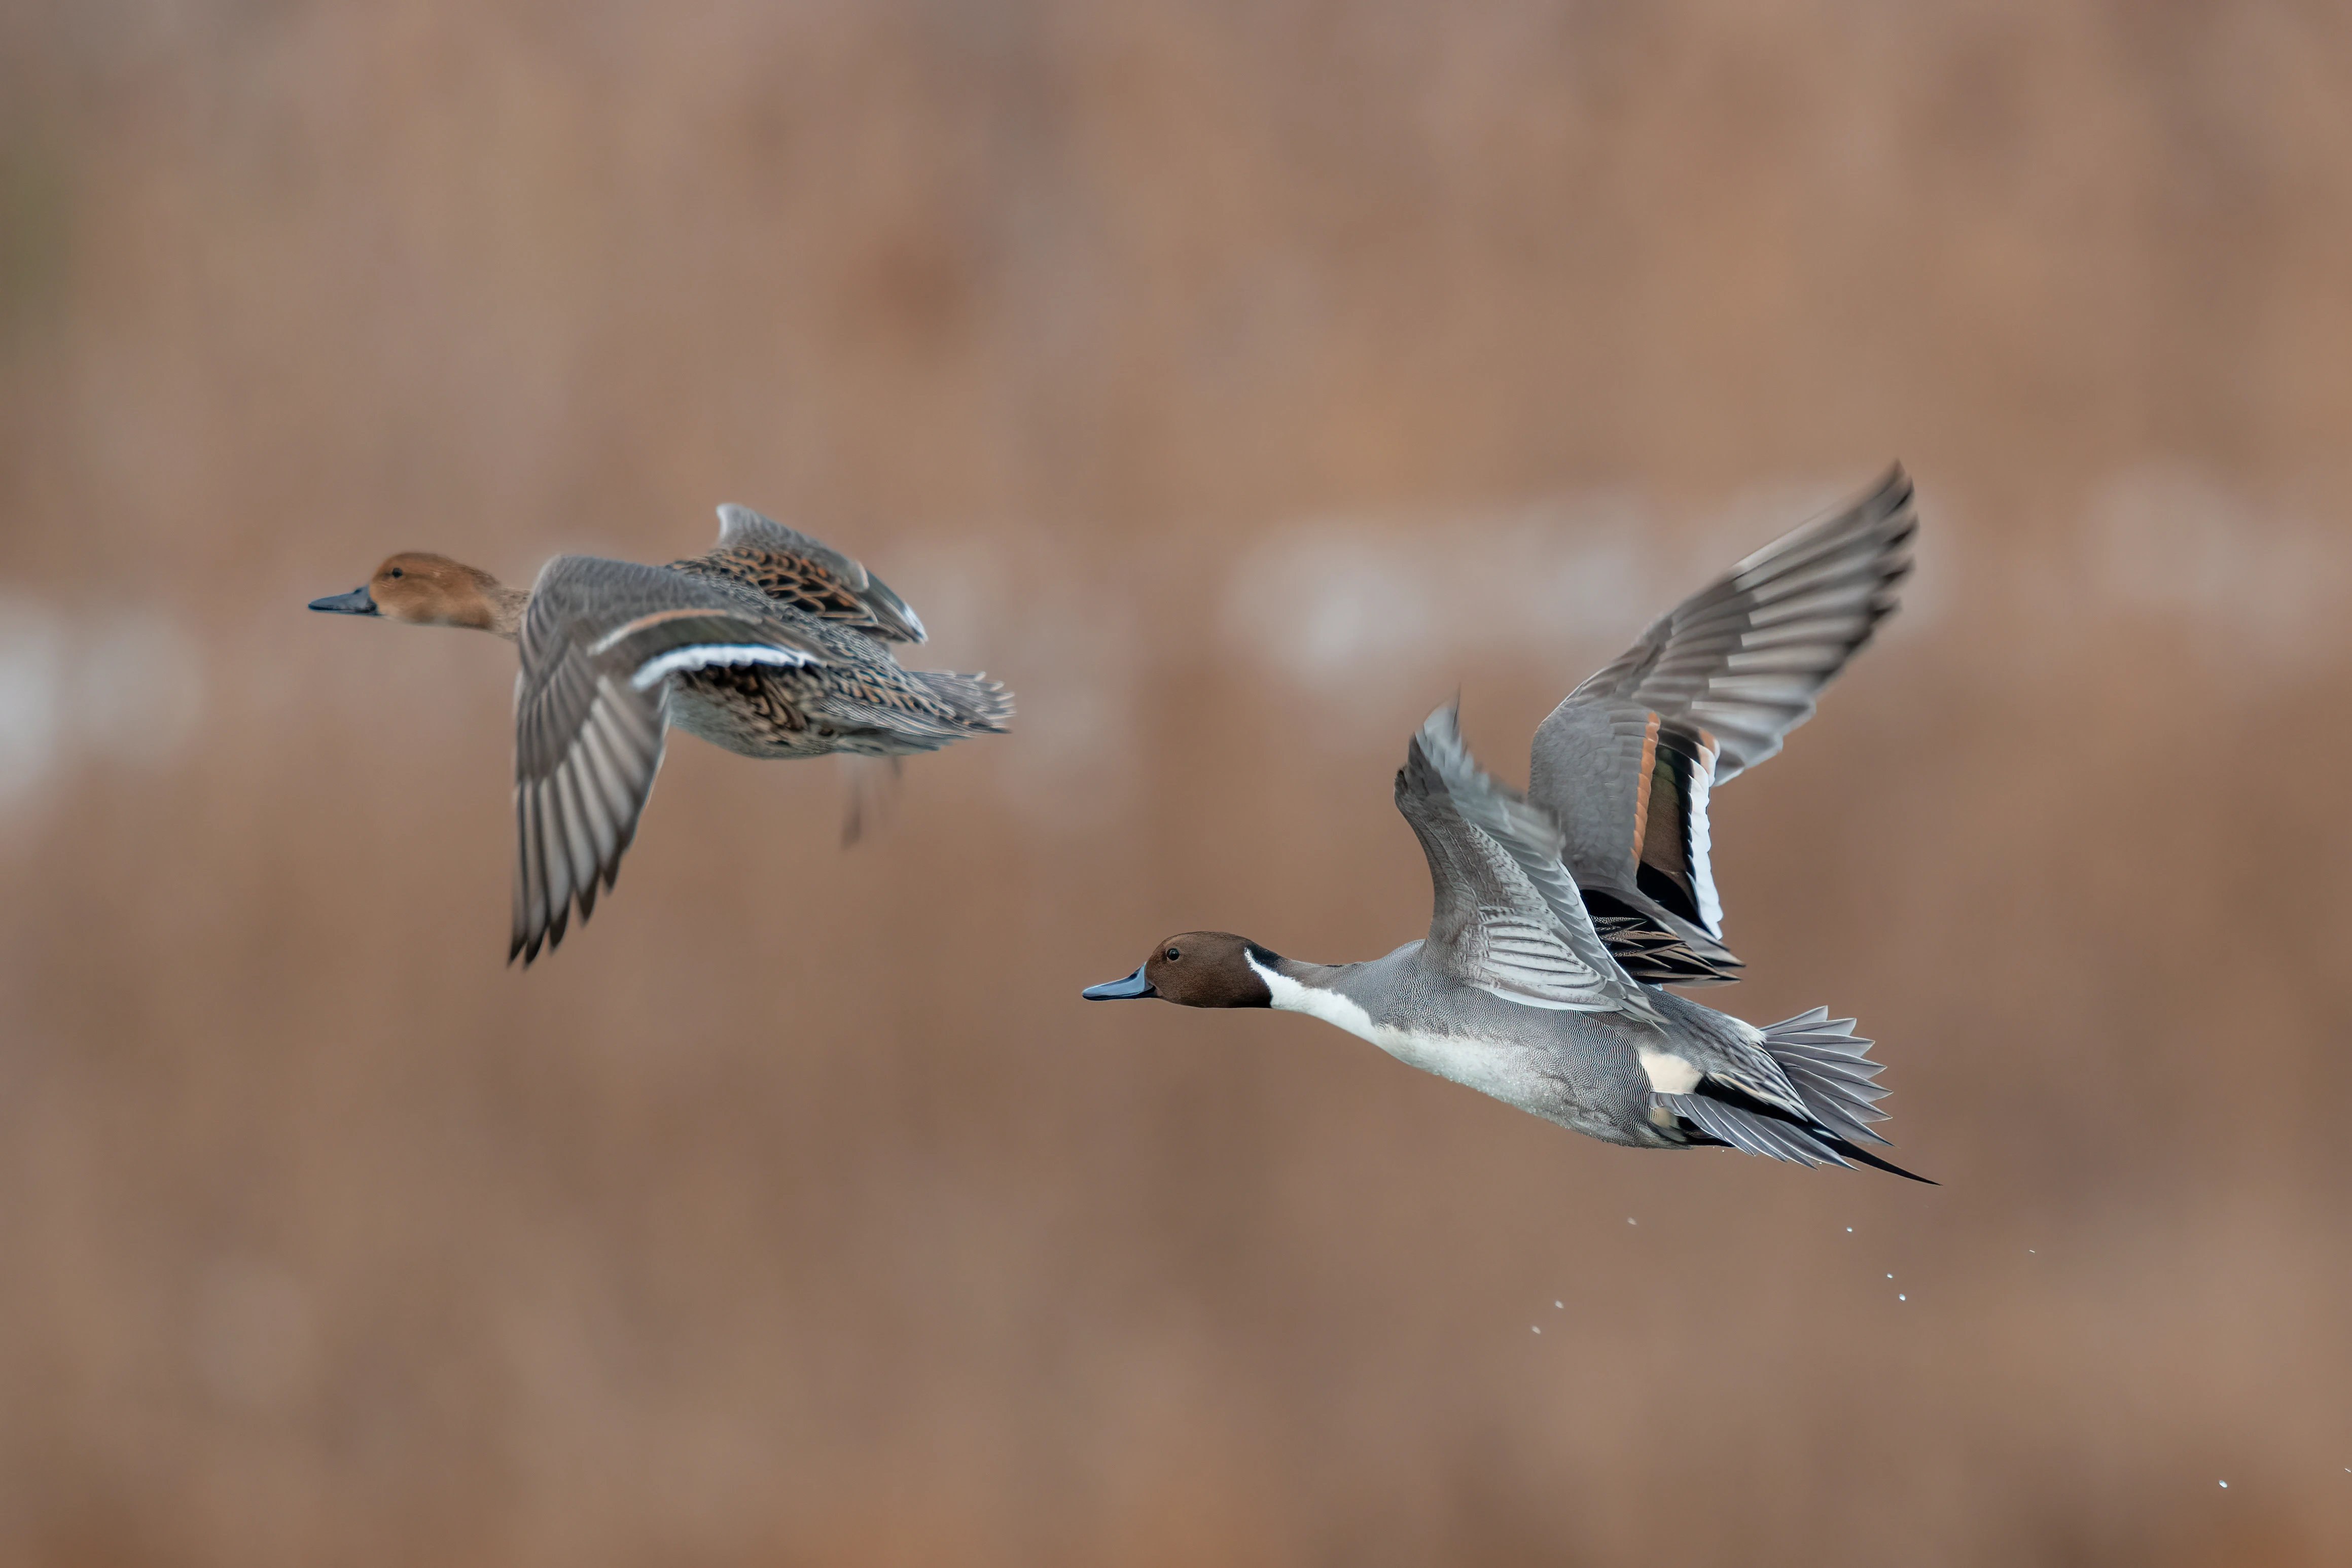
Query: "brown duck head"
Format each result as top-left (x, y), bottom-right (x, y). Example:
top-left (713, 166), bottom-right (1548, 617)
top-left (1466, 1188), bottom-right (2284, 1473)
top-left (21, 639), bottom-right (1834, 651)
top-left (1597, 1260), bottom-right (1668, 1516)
top-left (1081, 931), bottom-right (1285, 1008)
top-left (309, 552), bottom-right (526, 640)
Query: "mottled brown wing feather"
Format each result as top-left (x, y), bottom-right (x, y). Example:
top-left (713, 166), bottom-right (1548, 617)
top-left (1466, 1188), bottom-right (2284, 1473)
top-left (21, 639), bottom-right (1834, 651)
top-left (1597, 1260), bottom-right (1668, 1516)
top-left (671, 505), bottom-right (928, 644)
top-left (511, 556), bottom-right (829, 965)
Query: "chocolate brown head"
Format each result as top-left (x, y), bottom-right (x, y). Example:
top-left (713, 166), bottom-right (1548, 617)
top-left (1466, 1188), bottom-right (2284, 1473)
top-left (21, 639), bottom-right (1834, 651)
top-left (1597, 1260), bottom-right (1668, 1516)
top-left (309, 552), bottom-right (526, 639)
top-left (1081, 931), bottom-right (1281, 1008)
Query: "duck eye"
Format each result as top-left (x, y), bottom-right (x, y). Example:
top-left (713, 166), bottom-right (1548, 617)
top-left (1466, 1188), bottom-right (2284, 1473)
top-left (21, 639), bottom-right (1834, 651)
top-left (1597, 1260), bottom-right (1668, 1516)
top-left (387, 566), bottom-right (404, 579)
top-left (1164, 947), bottom-right (1182, 962)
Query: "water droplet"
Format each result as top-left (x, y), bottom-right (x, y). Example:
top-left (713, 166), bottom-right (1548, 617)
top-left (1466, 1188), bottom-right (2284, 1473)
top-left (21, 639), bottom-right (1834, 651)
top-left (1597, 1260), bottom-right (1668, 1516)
top-left (1845, 1227), bottom-right (1853, 1233)
top-left (1553, 1301), bottom-right (1562, 1309)
top-left (1626, 1217), bottom-right (1637, 1226)
top-left (2219, 1480), bottom-right (2228, 1488)
top-left (1531, 1326), bottom-right (1541, 1334)
top-left (1886, 1274), bottom-right (1894, 1279)
top-left (1898, 1294), bottom-right (1906, 1301)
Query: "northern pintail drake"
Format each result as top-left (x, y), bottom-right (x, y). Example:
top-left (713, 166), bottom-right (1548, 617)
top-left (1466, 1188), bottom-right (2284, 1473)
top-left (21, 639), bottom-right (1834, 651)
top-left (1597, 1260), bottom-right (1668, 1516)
top-left (1086, 468), bottom-right (1927, 1179)
top-left (312, 506), bottom-right (1012, 964)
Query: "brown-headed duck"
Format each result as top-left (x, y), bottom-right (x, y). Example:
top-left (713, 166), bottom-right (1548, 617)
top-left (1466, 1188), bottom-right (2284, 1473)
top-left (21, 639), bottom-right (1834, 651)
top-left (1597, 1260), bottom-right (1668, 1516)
top-left (313, 505), bottom-right (1011, 963)
top-left (1087, 469), bottom-right (1927, 1178)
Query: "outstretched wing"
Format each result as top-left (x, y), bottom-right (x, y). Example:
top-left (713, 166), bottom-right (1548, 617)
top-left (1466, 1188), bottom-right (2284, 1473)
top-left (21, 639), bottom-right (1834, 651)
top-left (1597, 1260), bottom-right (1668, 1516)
top-left (1530, 466), bottom-right (1916, 983)
top-left (511, 556), bottom-right (829, 965)
top-left (1397, 705), bottom-right (1655, 1019)
top-left (673, 505), bottom-right (926, 644)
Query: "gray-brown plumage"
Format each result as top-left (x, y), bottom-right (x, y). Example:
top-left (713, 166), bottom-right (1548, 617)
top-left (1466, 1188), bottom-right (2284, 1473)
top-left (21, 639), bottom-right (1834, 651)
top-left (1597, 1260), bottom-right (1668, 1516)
top-left (310, 505), bottom-right (1012, 964)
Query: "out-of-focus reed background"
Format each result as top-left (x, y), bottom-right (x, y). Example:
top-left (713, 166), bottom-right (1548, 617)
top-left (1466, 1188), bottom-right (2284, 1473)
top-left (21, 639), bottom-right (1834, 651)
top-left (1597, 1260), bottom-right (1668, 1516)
top-left (3, 3), bottom-right (2349, 1563)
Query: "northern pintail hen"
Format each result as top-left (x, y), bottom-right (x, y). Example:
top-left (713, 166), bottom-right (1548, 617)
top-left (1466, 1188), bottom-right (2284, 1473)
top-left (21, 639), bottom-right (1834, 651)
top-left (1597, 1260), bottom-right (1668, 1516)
top-left (312, 506), bottom-right (1012, 963)
top-left (1085, 468), bottom-right (1926, 1178)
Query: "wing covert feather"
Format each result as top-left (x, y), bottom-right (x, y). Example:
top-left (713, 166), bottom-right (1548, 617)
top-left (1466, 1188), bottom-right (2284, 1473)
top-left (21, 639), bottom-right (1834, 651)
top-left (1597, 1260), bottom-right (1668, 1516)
top-left (686, 505), bottom-right (928, 644)
top-left (1396, 706), bottom-right (1655, 1018)
top-left (508, 556), bottom-right (827, 963)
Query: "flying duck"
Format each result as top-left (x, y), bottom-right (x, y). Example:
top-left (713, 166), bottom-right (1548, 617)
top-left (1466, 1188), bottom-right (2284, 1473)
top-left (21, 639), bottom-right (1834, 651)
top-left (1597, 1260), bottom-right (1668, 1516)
top-left (313, 505), bottom-right (1012, 963)
top-left (1085, 469), bottom-right (1925, 1178)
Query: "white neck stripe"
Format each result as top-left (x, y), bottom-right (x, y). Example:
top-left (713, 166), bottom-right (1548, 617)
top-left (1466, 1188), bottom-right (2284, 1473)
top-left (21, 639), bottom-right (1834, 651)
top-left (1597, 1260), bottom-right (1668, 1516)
top-left (1247, 953), bottom-right (1380, 1042)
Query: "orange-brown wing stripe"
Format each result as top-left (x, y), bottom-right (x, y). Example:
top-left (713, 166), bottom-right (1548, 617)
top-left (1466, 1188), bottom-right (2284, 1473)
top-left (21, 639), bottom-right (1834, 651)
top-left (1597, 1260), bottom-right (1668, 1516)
top-left (1628, 709), bottom-right (1660, 877)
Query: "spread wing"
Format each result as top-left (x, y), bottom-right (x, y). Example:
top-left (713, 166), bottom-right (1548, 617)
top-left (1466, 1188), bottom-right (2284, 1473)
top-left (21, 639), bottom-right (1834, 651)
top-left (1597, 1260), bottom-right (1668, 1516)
top-left (1529, 466), bottom-right (1916, 983)
top-left (675, 505), bottom-right (927, 644)
top-left (510, 556), bottom-right (829, 965)
top-left (1397, 705), bottom-right (1655, 1019)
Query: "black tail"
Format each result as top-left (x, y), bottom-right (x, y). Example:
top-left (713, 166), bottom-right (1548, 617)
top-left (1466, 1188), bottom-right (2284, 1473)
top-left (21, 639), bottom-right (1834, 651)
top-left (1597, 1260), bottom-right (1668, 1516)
top-left (1659, 1083), bottom-right (1937, 1184)
top-left (1820, 1133), bottom-right (1937, 1185)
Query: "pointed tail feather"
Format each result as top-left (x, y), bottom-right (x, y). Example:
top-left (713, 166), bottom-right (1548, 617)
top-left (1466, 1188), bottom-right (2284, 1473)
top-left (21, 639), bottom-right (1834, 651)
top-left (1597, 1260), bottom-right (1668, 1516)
top-left (1655, 1006), bottom-right (1932, 1183)
top-left (1756, 1006), bottom-right (1894, 1148)
top-left (1657, 1087), bottom-right (1936, 1184)
top-left (917, 670), bottom-right (1015, 731)
top-left (1831, 1138), bottom-right (1938, 1185)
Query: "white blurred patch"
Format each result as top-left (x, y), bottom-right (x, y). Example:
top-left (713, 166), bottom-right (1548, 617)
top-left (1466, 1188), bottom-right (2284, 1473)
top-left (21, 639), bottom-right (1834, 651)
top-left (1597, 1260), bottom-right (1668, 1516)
top-left (855, 469), bottom-right (2341, 835)
top-left (0, 591), bottom-right (205, 813)
top-left (1222, 479), bottom-right (1956, 706)
top-left (2088, 465), bottom-right (2348, 666)
top-left (1222, 490), bottom-right (1677, 703)
top-left (0, 602), bottom-right (64, 807)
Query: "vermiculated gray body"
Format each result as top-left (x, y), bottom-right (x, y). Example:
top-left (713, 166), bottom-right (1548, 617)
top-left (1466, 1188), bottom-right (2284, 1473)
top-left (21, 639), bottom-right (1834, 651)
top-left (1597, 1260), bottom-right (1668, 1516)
top-left (1094, 468), bottom-right (1925, 1179)
top-left (1296, 942), bottom-right (1667, 1144)
top-left (1269, 938), bottom-right (1834, 1151)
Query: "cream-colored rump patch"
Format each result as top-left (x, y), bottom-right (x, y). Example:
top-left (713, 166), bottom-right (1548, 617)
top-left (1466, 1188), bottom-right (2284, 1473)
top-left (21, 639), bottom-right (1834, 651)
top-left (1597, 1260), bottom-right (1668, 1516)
top-left (1637, 1046), bottom-right (1702, 1094)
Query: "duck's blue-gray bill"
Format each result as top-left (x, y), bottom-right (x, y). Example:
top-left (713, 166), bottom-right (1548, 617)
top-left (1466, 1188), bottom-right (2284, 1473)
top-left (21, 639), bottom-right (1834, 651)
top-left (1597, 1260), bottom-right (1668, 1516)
top-left (1082, 965), bottom-right (1154, 1000)
top-left (309, 586), bottom-right (377, 615)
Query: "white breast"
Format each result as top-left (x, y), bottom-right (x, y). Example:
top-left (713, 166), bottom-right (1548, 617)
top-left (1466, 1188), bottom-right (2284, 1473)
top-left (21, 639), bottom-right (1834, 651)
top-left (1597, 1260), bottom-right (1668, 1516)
top-left (1251, 958), bottom-right (1528, 1102)
top-left (1251, 954), bottom-right (1703, 1100)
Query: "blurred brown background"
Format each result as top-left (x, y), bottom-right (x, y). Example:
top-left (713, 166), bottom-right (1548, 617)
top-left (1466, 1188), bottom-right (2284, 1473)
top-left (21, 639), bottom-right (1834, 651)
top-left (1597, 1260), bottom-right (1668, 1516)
top-left (3, 2), bottom-right (2349, 1564)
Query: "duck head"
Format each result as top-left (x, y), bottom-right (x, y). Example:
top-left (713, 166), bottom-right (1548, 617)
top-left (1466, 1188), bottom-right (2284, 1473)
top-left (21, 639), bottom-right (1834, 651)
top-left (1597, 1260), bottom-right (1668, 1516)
top-left (1082, 932), bottom-right (1282, 1008)
top-left (310, 552), bottom-right (526, 640)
